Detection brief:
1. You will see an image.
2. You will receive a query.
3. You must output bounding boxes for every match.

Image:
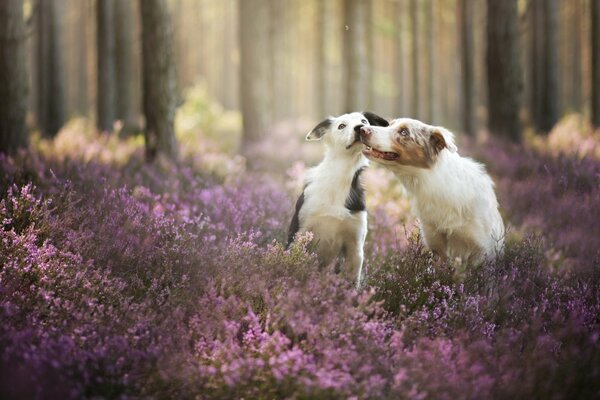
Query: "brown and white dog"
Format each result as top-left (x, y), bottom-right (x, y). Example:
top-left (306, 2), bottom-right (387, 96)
top-left (359, 118), bottom-right (504, 265)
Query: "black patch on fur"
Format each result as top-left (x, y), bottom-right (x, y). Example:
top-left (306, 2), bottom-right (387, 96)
top-left (345, 167), bottom-right (366, 213)
top-left (308, 118), bottom-right (332, 139)
top-left (351, 124), bottom-right (364, 143)
top-left (286, 191), bottom-right (305, 248)
top-left (363, 111), bottom-right (389, 127)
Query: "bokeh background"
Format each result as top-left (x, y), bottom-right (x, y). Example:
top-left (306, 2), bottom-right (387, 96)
top-left (2, 0), bottom-right (599, 161)
top-left (0, 1), bottom-right (599, 399)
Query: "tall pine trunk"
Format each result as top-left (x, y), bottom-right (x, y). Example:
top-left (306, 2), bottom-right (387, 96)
top-left (528, 0), bottom-right (540, 129)
top-left (458, 0), bottom-right (475, 136)
top-left (269, 0), bottom-right (288, 121)
top-left (528, 0), bottom-right (559, 133)
top-left (539, 0), bottom-right (560, 133)
top-left (115, 0), bottom-right (137, 135)
top-left (570, 0), bottom-right (582, 112)
top-left (409, 0), bottom-right (419, 118)
top-left (36, 0), bottom-right (65, 138)
top-left (316, 0), bottom-right (328, 117)
top-left (394, 0), bottom-right (405, 115)
top-left (140, 0), bottom-right (178, 161)
top-left (486, 0), bottom-right (522, 141)
top-left (0, 0), bottom-right (28, 154)
top-left (424, 0), bottom-right (435, 123)
top-left (75, 0), bottom-right (88, 115)
top-left (97, 0), bottom-right (115, 132)
top-left (219, 0), bottom-right (236, 110)
top-left (239, 0), bottom-right (270, 151)
top-left (592, 0), bottom-right (600, 128)
top-left (343, 0), bottom-right (370, 112)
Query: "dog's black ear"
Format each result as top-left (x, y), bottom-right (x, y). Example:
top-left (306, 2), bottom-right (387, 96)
top-left (363, 112), bottom-right (389, 127)
top-left (306, 118), bottom-right (332, 141)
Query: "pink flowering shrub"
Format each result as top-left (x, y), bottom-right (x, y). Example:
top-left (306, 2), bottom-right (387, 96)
top-left (1, 137), bottom-right (599, 399)
top-left (480, 140), bottom-right (600, 270)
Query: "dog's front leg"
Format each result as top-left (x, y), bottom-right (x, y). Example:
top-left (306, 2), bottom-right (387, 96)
top-left (348, 214), bottom-right (368, 289)
top-left (343, 245), bottom-right (364, 289)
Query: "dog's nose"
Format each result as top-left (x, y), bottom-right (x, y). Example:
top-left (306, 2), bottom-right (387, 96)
top-left (353, 124), bottom-right (363, 134)
top-left (360, 126), bottom-right (372, 138)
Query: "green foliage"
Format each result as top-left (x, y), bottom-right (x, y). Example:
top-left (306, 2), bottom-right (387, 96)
top-left (175, 84), bottom-right (242, 154)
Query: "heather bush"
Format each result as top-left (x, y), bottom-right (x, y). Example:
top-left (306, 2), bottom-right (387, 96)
top-left (480, 140), bottom-right (600, 271)
top-left (1, 130), bottom-right (599, 399)
top-left (368, 233), bottom-right (456, 318)
top-left (0, 186), bottom-right (159, 398)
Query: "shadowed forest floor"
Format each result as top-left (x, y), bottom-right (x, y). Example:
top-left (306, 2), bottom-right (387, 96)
top-left (1, 113), bottom-right (599, 399)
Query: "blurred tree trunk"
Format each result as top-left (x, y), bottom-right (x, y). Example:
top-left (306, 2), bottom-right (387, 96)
top-left (75, 0), bottom-right (88, 115)
top-left (437, 0), bottom-right (449, 124)
top-left (343, 0), bottom-right (370, 112)
top-left (140, 0), bottom-right (178, 161)
top-left (239, 0), bottom-right (270, 151)
top-left (409, 0), bottom-right (419, 118)
top-left (220, 0), bottom-right (236, 110)
top-left (475, 1), bottom-right (487, 128)
top-left (97, 0), bottom-right (115, 132)
top-left (528, 0), bottom-right (559, 133)
top-left (269, 0), bottom-right (288, 121)
top-left (315, 0), bottom-right (327, 117)
top-left (570, 0), bottom-right (582, 112)
top-left (486, 0), bottom-right (522, 141)
top-left (172, 0), bottom-right (184, 96)
top-left (593, 0), bottom-right (600, 128)
top-left (366, 0), bottom-right (374, 110)
top-left (424, 0), bottom-right (435, 123)
top-left (86, 0), bottom-right (95, 118)
top-left (394, 0), bottom-right (405, 115)
top-left (193, 0), bottom-right (206, 86)
top-left (36, 0), bottom-right (65, 138)
top-left (115, 0), bottom-right (137, 135)
top-left (528, 0), bottom-right (542, 130)
top-left (539, 0), bottom-right (560, 133)
top-left (458, 0), bottom-right (475, 136)
top-left (0, 0), bottom-right (28, 154)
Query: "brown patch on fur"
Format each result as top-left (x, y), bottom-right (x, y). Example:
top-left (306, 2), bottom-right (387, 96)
top-left (380, 122), bottom-right (449, 168)
top-left (429, 129), bottom-right (447, 154)
top-left (389, 136), bottom-right (433, 168)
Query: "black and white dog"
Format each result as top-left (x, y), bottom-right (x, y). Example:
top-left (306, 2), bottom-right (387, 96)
top-left (287, 112), bottom-right (388, 288)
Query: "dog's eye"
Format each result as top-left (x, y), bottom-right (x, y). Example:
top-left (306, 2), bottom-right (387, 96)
top-left (361, 119), bottom-right (367, 124)
top-left (399, 128), bottom-right (409, 137)
top-left (338, 124), bottom-right (346, 130)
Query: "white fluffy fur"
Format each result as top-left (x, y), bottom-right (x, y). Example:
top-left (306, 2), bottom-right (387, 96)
top-left (295, 112), bottom-right (371, 287)
top-left (363, 118), bottom-right (505, 264)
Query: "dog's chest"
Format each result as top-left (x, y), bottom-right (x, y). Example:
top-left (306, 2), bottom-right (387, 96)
top-left (299, 179), bottom-right (366, 239)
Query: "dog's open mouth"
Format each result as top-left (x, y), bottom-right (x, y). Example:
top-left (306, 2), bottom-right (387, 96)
top-left (362, 146), bottom-right (399, 161)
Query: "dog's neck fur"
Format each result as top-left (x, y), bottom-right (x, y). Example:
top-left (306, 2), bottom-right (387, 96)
top-left (304, 148), bottom-right (368, 214)
top-left (389, 150), bottom-right (469, 219)
top-left (388, 150), bottom-right (453, 190)
top-left (389, 149), bottom-right (496, 232)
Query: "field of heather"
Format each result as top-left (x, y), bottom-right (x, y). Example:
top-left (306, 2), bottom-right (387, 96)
top-left (1, 114), bottom-right (599, 399)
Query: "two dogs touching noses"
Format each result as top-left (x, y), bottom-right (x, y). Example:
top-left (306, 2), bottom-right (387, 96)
top-left (287, 112), bottom-right (505, 288)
